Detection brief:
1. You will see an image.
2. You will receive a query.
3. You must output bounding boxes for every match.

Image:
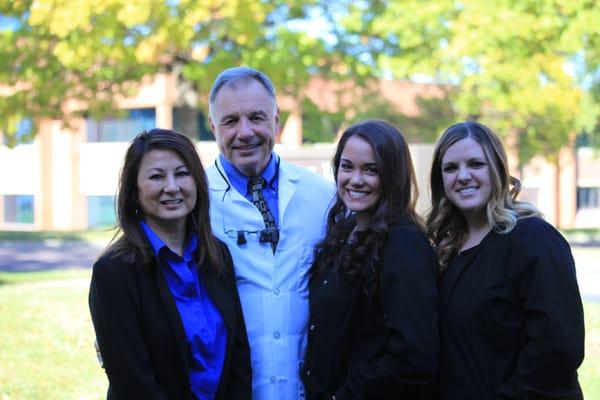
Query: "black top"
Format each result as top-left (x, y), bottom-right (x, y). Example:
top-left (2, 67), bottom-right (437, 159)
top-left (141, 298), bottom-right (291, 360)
top-left (439, 216), bottom-right (584, 400)
top-left (89, 240), bottom-right (251, 400)
top-left (302, 222), bottom-right (439, 400)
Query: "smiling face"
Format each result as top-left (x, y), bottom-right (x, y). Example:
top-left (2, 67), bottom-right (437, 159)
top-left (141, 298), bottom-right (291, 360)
top-left (137, 149), bottom-right (197, 234)
top-left (441, 137), bottom-right (492, 223)
top-left (337, 136), bottom-right (382, 230)
top-left (209, 79), bottom-right (279, 176)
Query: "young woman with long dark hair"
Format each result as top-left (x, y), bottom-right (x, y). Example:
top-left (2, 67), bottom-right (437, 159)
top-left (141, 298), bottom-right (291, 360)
top-left (302, 120), bottom-right (439, 399)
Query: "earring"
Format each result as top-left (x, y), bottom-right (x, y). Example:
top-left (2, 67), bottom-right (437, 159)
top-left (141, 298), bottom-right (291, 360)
top-left (135, 204), bottom-right (143, 218)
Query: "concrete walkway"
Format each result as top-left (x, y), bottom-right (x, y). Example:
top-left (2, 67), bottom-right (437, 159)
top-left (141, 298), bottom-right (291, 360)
top-left (0, 240), bottom-right (598, 301)
top-left (0, 240), bottom-right (104, 272)
top-left (571, 246), bottom-right (600, 302)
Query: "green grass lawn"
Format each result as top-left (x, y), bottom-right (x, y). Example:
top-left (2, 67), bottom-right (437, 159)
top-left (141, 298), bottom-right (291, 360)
top-left (0, 270), bottom-right (107, 399)
top-left (582, 301), bottom-right (600, 398)
top-left (0, 269), bottom-right (598, 399)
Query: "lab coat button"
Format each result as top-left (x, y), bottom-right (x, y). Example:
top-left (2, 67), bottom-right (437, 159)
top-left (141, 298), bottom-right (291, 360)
top-left (270, 376), bottom-right (276, 383)
top-left (273, 331), bottom-right (281, 339)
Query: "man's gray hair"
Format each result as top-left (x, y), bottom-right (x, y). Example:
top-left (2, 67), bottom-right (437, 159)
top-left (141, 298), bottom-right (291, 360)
top-left (208, 66), bottom-right (277, 120)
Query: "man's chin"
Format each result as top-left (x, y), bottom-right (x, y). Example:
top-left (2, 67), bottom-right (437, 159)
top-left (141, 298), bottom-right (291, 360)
top-left (233, 158), bottom-right (264, 176)
top-left (228, 148), bottom-right (272, 175)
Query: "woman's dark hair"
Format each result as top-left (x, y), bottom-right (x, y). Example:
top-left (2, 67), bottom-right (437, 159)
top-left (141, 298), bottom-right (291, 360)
top-left (107, 128), bottom-right (226, 275)
top-left (312, 119), bottom-right (421, 296)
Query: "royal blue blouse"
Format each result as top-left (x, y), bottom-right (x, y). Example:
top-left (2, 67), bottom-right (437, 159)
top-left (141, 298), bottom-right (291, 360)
top-left (141, 221), bottom-right (227, 400)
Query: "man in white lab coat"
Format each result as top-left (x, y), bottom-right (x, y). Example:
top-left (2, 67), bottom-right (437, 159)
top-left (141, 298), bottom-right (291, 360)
top-left (206, 66), bottom-right (335, 400)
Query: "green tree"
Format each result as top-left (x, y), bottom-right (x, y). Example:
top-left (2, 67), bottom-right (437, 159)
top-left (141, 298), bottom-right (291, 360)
top-left (0, 0), bottom-right (374, 145)
top-left (3, 0), bottom-right (600, 160)
top-left (338, 0), bottom-right (600, 163)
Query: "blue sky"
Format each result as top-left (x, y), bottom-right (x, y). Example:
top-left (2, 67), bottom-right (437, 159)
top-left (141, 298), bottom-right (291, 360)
top-left (0, 15), bottom-right (20, 30)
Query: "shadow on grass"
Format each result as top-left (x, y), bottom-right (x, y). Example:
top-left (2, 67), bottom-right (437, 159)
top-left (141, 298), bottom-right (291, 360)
top-left (0, 269), bottom-right (91, 286)
top-left (0, 229), bottom-right (115, 243)
top-left (562, 228), bottom-right (600, 248)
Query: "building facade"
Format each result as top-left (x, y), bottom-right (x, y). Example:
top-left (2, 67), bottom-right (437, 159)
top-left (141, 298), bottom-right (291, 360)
top-left (1, 74), bottom-right (598, 231)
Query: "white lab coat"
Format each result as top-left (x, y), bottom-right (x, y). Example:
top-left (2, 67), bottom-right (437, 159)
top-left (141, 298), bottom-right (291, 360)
top-left (207, 156), bottom-right (335, 400)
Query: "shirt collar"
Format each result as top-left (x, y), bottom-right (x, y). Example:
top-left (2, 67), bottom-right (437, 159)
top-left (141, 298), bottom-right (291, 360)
top-left (219, 153), bottom-right (278, 195)
top-left (140, 220), bottom-right (198, 261)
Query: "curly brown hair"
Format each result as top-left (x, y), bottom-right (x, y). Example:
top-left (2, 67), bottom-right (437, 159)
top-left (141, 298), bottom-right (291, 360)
top-left (312, 120), bottom-right (422, 297)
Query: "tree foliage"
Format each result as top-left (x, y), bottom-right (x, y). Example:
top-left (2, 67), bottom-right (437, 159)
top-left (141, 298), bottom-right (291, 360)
top-left (336, 0), bottom-right (600, 162)
top-left (0, 0), bottom-right (374, 145)
top-left (1, 0), bottom-right (600, 162)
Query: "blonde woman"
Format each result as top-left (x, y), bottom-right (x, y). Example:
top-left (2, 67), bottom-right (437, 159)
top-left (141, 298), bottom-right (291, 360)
top-left (427, 121), bottom-right (584, 400)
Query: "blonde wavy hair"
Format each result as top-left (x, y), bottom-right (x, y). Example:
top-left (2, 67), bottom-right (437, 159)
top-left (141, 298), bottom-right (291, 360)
top-left (426, 121), bottom-right (541, 269)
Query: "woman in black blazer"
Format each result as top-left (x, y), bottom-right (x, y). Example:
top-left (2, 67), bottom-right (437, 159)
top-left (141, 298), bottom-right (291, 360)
top-left (302, 120), bottom-right (439, 399)
top-left (427, 121), bottom-right (584, 399)
top-left (89, 129), bottom-right (251, 399)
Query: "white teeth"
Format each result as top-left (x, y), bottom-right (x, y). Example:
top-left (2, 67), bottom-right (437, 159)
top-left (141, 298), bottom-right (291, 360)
top-left (458, 187), bottom-right (477, 194)
top-left (348, 190), bottom-right (367, 198)
top-left (161, 199), bottom-right (182, 204)
top-left (236, 144), bottom-right (259, 150)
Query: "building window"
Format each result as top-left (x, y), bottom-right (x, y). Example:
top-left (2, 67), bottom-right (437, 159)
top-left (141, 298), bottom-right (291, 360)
top-left (172, 107), bottom-right (213, 141)
top-left (577, 187), bottom-right (600, 209)
top-left (4, 195), bottom-right (34, 223)
top-left (87, 108), bottom-right (156, 142)
top-left (87, 196), bottom-right (116, 228)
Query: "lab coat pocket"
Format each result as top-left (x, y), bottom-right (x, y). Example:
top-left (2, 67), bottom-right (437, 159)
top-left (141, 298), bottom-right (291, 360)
top-left (297, 246), bottom-right (315, 297)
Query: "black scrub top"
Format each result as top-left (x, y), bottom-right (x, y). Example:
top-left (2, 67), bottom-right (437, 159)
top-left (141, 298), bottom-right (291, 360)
top-left (303, 222), bottom-right (439, 400)
top-left (439, 217), bottom-right (584, 400)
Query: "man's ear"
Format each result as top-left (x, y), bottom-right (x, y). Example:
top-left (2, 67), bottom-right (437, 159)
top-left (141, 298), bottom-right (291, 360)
top-left (274, 106), bottom-right (280, 129)
top-left (208, 116), bottom-right (217, 138)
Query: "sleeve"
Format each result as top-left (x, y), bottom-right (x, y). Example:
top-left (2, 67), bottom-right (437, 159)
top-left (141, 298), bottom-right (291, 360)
top-left (335, 227), bottom-right (440, 399)
top-left (222, 248), bottom-right (252, 399)
top-left (88, 257), bottom-right (169, 400)
top-left (496, 219), bottom-right (585, 399)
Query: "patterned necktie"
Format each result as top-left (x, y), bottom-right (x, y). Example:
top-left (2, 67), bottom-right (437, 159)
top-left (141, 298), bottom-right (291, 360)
top-left (248, 176), bottom-right (279, 253)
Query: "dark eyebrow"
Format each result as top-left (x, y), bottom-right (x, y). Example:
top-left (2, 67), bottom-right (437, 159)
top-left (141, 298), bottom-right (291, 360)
top-left (441, 161), bottom-right (456, 167)
top-left (442, 157), bottom-right (485, 166)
